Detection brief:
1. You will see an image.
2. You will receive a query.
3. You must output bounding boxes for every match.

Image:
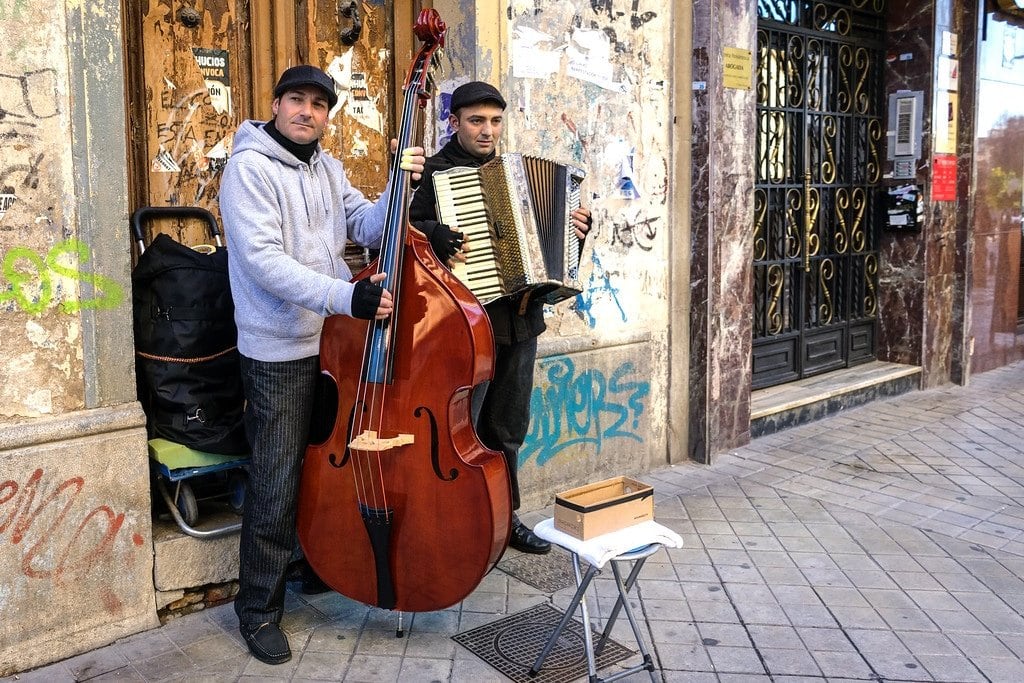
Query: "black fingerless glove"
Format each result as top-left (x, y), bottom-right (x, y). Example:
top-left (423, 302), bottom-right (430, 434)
top-left (351, 279), bottom-right (384, 320)
top-left (417, 220), bottom-right (464, 262)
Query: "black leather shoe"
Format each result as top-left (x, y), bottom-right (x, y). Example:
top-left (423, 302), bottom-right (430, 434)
top-left (240, 622), bottom-right (291, 665)
top-left (509, 518), bottom-right (551, 554)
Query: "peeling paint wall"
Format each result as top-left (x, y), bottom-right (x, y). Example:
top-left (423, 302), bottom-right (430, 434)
top-left (432, 0), bottom-right (677, 501)
top-left (1, 0), bottom-right (155, 674)
top-left (1, 1), bottom-right (88, 419)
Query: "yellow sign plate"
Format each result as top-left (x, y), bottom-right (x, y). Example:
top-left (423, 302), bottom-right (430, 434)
top-left (724, 47), bottom-right (752, 90)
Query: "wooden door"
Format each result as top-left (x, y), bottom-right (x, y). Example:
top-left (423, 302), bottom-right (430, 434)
top-left (125, 0), bottom-right (249, 245)
top-left (124, 0), bottom-right (416, 247)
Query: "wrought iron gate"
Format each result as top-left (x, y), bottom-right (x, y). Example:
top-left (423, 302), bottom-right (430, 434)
top-left (753, 0), bottom-right (885, 389)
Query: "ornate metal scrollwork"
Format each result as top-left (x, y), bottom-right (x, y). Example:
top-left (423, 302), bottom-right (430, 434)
top-left (864, 253), bottom-right (878, 316)
top-left (754, 189), bottom-right (768, 261)
top-left (853, 47), bottom-right (871, 115)
top-left (821, 115), bottom-right (837, 184)
top-left (804, 183), bottom-right (820, 271)
top-left (753, 0), bottom-right (882, 378)
top-left (838, 44), bottom-right (853, 113)
top-left (867, 118), bottom-right (882, 183)
top-left (785, 188), bottom-right (804, 259)
top-left (787, 35), bottom-right (805, 108)
top-left (767, 264), bottom-right (785, 335)
top-left (807, 39), bottom-right (822, 110)
top-left (835, 188), bottom-right (850, 254)
top-left (850, 187), bottom-right (867, 252)
top-left (812, 3), bottom-right (851, 34)
top-left (818, 258), bottom-right (835, 325)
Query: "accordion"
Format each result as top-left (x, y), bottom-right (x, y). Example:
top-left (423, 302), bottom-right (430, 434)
top-left (432, 153), bottom-right (586, 306)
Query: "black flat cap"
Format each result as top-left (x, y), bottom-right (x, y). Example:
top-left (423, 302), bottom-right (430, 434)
top-left (450, 81), bottom-right (506, 113)
top-left (273, 65), bottom-right (338, 109)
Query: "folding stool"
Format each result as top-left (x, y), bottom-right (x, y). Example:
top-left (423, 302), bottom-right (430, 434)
top-left (528, 518), bottom-right (684, 683)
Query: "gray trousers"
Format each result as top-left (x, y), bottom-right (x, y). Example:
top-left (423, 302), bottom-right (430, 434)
top-left (473, 336), bottom-right (538, 511)
top-left (234, 354), bottom-right (319, 626)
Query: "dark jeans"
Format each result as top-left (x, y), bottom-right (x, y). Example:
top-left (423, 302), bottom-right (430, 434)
top-left (234, 354), bottom-right (319, 626)
top-left (473, 336), bottom-right (538, 511)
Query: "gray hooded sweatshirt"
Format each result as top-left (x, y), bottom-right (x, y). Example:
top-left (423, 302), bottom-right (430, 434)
top-left (220, 120), bottom-right (390, 362)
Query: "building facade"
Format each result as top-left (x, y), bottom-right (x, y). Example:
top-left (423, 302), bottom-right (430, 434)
top-left (1, 0), bottom-right (1022, 673)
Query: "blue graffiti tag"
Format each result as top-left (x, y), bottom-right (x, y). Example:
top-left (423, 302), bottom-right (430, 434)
top-left (521, 357), bottom-right (650, 467)
top-left (574, 251), bottom-right (626, 328)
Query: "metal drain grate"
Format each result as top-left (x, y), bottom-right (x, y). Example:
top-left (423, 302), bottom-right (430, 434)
top-left (498, 548), bottom-right (576, 593)
top-left (453, 602), bottom-right (635, 683)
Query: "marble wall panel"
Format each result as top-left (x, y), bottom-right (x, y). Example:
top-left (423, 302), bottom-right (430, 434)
top-left (879, 0), bottom-right (974, 387)
top-left (688, 0), bottom-right (756, 462)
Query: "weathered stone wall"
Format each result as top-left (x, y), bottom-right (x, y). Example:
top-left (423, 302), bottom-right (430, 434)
top-left (1, 0), bottom-right (85, 417)
top-left (0, 409), bottom-right (156, 675)
top-left (433, 0), bottom-right (678, 506)
top-left (1, 0), bottom-right (155, 674)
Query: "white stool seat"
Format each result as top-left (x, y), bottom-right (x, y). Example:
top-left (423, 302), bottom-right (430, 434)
top-left (528, 518), bottom-right (683, 683)
top-left (533, 518), bottom-right (684, 567)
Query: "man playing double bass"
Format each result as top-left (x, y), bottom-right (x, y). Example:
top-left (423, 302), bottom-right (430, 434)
top-left (410, 81), bottom-right (593, 555)
top-left (220, 65), bottom-right (425, 665)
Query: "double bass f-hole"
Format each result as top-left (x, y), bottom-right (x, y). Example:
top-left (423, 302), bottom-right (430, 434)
top-left (414, 405), bottom-right (458, 482)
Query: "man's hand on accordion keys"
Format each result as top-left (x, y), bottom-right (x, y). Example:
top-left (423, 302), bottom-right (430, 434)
top-left (572, 207), bottom-right (593, 242)
top-left (416, 219), bottom-right (466, 267)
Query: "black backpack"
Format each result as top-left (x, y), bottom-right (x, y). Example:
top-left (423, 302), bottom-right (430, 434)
top-left (131, 207), bottom-right (248, 455)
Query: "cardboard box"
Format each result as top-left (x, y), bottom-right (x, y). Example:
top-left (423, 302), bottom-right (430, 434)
top-left (553, 476), bottom-right (654, 540)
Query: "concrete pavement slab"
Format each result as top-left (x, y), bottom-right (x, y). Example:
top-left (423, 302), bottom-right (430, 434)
top-left (5, 361), bottom-right (1024, 681)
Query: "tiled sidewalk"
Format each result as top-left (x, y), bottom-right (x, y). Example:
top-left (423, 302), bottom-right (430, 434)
top-left (8, 361), bottom-right (1024, 682)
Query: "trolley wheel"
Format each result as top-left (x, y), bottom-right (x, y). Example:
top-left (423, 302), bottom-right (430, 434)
top-left (176, 482), bottom-right (199, 526)
top-left (228, 470), bottom-right (247, 514)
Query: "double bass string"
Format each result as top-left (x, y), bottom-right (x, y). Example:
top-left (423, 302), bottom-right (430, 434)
top-left (346, 62), bottom-right (424, 522)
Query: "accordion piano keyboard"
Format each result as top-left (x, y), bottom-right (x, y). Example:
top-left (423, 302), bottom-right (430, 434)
top-left (434, 167), bottom-right (506, 302)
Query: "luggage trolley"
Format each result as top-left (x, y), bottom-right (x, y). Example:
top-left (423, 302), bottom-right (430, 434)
top-left (131, 206), bottom-right (249, 539)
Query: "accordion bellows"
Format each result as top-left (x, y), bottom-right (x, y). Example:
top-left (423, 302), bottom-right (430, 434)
top-left (432, 153), bottom-right (586, 306)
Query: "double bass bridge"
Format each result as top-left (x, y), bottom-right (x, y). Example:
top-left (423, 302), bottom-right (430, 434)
top-left (348, 430), bottom-right (415, 452)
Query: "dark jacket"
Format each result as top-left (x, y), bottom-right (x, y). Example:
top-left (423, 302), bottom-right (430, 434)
top-left (409, 137), bottom-right (545, 345)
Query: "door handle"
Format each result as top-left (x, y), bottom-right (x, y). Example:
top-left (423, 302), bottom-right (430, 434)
top-left (340, 1), bottom-right (363, 46)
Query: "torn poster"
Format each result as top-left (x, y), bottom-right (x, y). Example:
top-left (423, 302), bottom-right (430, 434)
top-left (567, 29), bottom-right (627, 93)
top-left (192, 48), bottom-right (232, 115)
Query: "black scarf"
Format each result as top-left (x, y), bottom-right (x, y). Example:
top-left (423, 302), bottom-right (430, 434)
top-left (263, 119), bottom-right (318, 165)
top-left (439, 136), bottom-right (495, 168)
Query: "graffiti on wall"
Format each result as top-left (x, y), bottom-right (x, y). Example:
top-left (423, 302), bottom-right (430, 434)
top-left (610, 212), bottom-right (659, 251)
top-left (522, 356), bottom-right (649, 466)
top-left (0, 238), bottom-right (124, 314)
top-left (153, 84), bottom-right (231, 205)
top-left (575, 251), bottom-right (627, 328)
top-left (1, 68), bottom-right (59, 224)
top-left (0, 468), bottom-right (145, 612)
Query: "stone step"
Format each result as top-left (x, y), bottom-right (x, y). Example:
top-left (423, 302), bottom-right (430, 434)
top-left (751, 360), bottom-right (921, 438)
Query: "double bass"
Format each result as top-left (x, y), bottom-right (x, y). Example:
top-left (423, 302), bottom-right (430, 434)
top-left (296, 9), bottom-right (512, 612)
